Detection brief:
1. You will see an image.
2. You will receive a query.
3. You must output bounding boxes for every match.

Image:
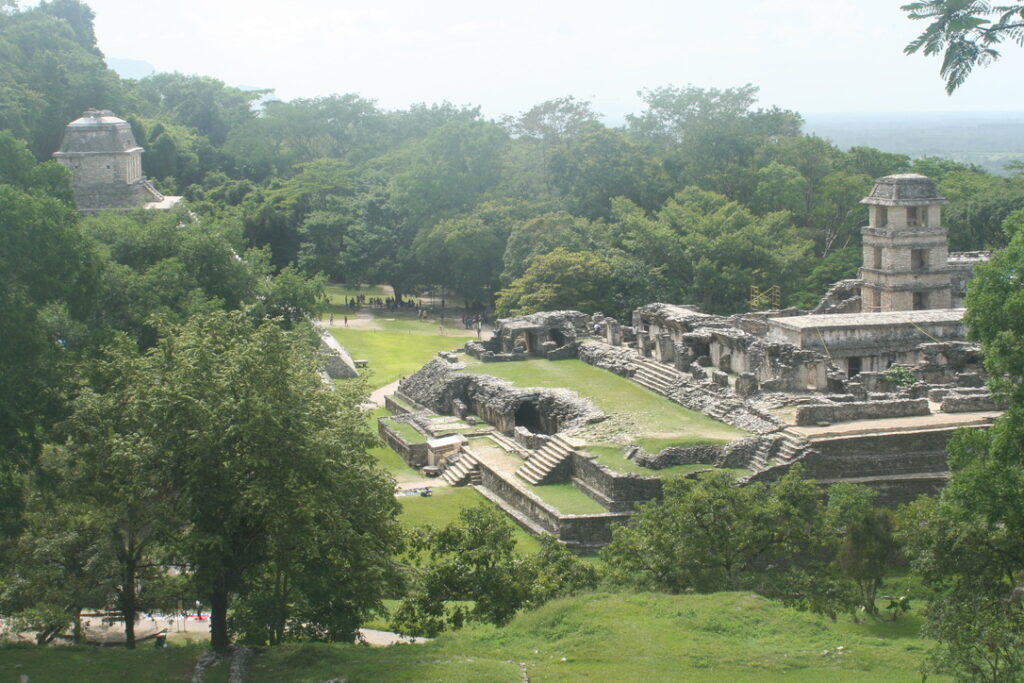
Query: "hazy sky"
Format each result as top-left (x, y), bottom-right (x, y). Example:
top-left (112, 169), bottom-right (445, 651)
top-left (78, 0), bottom-right (1024, 119)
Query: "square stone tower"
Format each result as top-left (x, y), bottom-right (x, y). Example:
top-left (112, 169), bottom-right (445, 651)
top-left (53, 109), bottom-right (178, 212)
top-left (859, 173), bottom-right (952, 312)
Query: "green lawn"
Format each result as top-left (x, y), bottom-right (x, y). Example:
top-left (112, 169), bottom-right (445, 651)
top-left (331, 328), bottom-right (466, 390)
top-left (386, 418), bottom-right (429, 443)
top-left (461, 359), bottom-right (745, 441)
top-left (0, 642), bottom-right (205, 683)
top-left (399, 485), bottom-right (541, 554)
top-left (524, 481), bottom-right (607, 514)
top-left (247, 591), bottom-right (945, 682)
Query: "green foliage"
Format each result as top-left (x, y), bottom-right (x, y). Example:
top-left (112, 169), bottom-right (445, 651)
top-left (495, 248), bottom-right (615, 317)
top-left (601, 467), bottom-right (824, 594)
top-left (0, 153), bottom-right (100, 534)
top-left (825, 484), bottom-right (898, 615)
top-left (903, 1), bottom-right (1024, 93)
top-left (885, 365), bottom-right (919, 388)
top-left (393, 505), bottom-right (596, 637)
top-left (0, 0), bottom-right (123, 158)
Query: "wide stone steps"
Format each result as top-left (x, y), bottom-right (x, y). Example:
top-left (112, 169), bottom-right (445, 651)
top-left (628, 359), bottom-right (686, 396)
top-left (517, 435), bottom-right (576, 485)
top-left (441, 451), bottom-right (480, 486)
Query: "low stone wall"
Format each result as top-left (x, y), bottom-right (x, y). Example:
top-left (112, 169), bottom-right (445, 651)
top-left (377, 418), bottom-right (429, 468)
top-left (478, 467), bottom-right (560, 533)
top-left (569, 453), bottom-right (662, 512)
top-left (476, 463), bottom-right (631, 552)
top-left (941, 393), bottom-right (1001, 413)
top-left (794, 398), bottom-right (929, 426)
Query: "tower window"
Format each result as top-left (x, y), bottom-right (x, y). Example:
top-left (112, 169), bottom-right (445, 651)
top-left (872, 247), bottom-right (882, 269)
top-left (907, 206), bottom-right (919, 227)
top-left (913, 292), bottom-right (927, 310)
top-left (911, 249), bottom-right (928, 271)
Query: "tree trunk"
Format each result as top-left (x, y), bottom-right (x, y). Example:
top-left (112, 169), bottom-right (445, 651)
top-left (122, 555), bottom-right (137, 649)
top-left (210, 588), bottom-right (230, 653)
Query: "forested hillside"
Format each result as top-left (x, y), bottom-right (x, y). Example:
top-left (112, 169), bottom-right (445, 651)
top-left (4, 0), bottom-right (1024, 320)
top-left (6, 4), bottom-right (1024, 678)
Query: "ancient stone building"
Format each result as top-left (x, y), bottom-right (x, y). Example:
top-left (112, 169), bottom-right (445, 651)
top-left (860, 173), bottom-right (953, 312)
top-left (53, 109), bottom-right (182, 212)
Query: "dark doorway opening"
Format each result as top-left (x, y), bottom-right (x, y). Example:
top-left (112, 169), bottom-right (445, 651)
top-left (848, 356), bottom-right (862, 377)
top-left (514, 401), bottom-right (552, 434)
top-left (549, 329), bottom-right (566, 346)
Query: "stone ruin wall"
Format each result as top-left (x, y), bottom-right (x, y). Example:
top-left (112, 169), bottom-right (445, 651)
top-left (398, 356), bottom-right (604, 437)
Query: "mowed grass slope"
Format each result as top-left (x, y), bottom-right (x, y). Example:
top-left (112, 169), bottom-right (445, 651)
top-left (248, 591), bottom-right (944, 682)
top-left (331, 327), bottom-right (466, 390)
top-left (0, 643), bottom-right (206, 683)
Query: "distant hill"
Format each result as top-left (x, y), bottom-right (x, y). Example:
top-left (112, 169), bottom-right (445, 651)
top-left (106, 57), bottom-right (155, 80)
top-left (804, 111), bottom-right (1024, 175)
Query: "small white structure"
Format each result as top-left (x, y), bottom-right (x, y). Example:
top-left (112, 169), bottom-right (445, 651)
top-left (426, 434), bottom-right (467, 467)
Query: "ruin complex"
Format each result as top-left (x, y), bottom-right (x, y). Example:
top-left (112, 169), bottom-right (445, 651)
top-left (53, 109), bottom-right (182, 212)
top-left (369, 173), bottom-right (1000, 552)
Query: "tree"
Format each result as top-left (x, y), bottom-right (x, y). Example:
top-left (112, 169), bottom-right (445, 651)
top-left (895, 217), bottom-right (1024, 680)
top-left (903, 1), bottom-right (1024, 93)
top-left (0, 149), bottom-right (99, 535)
top-left (392, 505), bottom-right (596, 637)
top-left (133, 311), bottom-right (402, 651)
top-left (43, 335), bottom-right (179, 648)
top-left (825, 484), bottom-right (898, 615)
top-left (600, 467), bottom-right (824, 595)
top-left (495, 248), bottom-right (616, 317)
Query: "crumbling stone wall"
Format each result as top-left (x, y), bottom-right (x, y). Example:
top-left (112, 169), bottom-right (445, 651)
top-left (794, 398), bottom-right (930, 425)
top-left (569, 453), bottom-right (663, 512)
top-left (627, 437), bottom-right (763, 470)
top-left (398, 357), bottom-right (604, 436)
top-left (811, 279), bottom-right (863, 315)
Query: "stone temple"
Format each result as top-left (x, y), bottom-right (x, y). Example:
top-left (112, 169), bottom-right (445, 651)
top-left (53, 109), bottom-right (182, 212)
top-left (357, 173), bottom-right (1000, 552)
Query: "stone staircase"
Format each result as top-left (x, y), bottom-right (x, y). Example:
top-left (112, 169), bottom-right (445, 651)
top-left (630, 358), bottom-right (684, 394)
top-left (441, 451), bottom-right (481, 486)
top-left (775, 427), bottom-right (815, 465)
top-left (517, 434), bottom-right (577, 485)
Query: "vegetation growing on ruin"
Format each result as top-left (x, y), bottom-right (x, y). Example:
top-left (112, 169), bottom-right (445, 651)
top-left (460, 358), bottom-right (747, 444)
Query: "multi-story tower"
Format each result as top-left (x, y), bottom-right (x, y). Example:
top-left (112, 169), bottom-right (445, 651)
top-left (860, 173), bottom-right (952, 312)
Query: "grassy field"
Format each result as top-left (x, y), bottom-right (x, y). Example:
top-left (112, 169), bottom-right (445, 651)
top-left (0, 642), bottom-right (206, 682)
top-left (331, 327), bottom-right (467, 390)
top-left (525, 481), bottom-right (607, 514)
top-left (398, 485), bottom-right (541, 554)
top-left (246, 591), bottom-right (944, 682)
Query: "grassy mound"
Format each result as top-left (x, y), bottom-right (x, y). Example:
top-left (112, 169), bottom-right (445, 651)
top-left (248, 591), bottom-right (942, 682)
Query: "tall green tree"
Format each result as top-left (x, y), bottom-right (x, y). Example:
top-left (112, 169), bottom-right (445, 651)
top-left (896, 214), bottom-right (1024, 681)
top-left (0, 142), bottom-right (99, 534)
top-left (138, 311), bottom-right (401, 651)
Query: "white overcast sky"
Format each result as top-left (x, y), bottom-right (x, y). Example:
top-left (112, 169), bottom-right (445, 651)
top-left (74, 0), bottom-right (1024, 119)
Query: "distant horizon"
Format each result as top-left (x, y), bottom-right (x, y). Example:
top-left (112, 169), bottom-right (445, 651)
top-left (73, 0), bottom-right (1024, 120)
top-left (105, 57), bottom-right (1024, 120)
